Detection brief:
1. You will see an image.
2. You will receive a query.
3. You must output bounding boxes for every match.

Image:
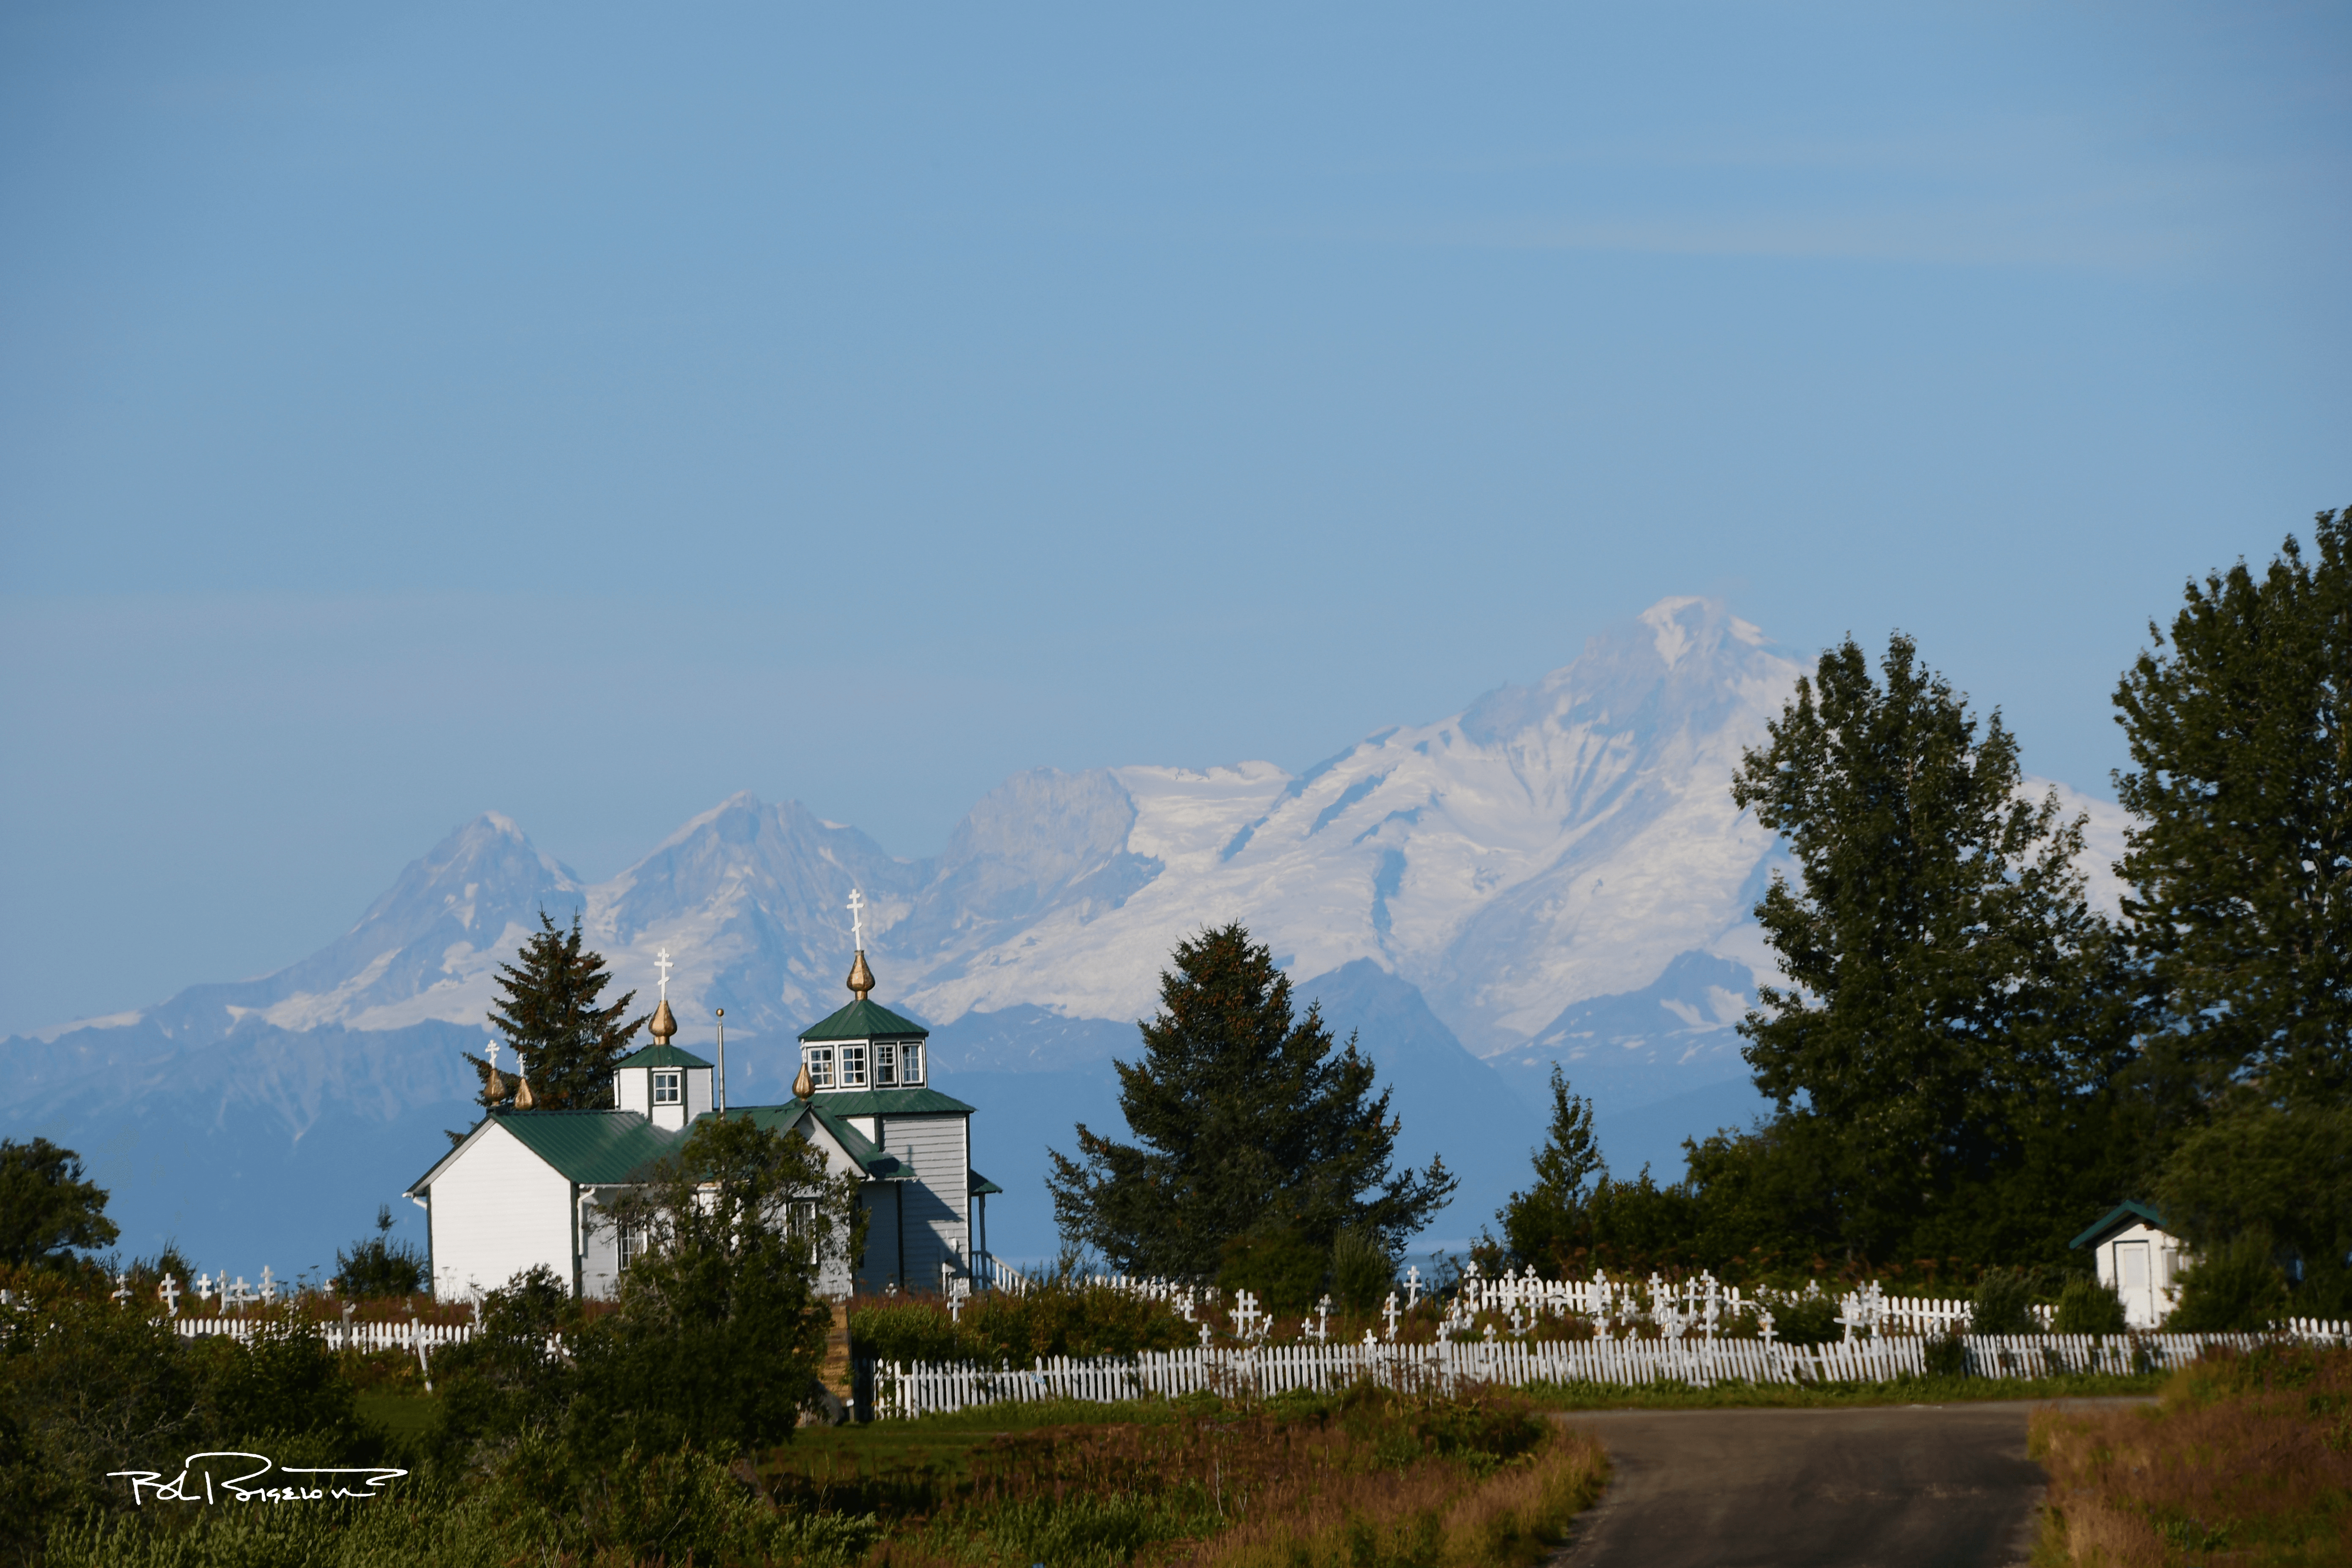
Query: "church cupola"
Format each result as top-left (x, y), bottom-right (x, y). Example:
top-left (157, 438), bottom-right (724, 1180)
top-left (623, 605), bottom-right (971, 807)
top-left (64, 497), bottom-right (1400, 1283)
top-left (612, 945), bottom-right (714, 1129)
top-left (795, 888), bottom-right (928, 1097)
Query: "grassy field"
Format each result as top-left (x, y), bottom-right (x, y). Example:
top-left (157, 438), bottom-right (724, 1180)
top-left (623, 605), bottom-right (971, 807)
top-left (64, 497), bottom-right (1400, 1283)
top-left (2031, 1344), bottom-right (2350, 1566)
top-left (55, 1385), bottom-right (1606, 1568)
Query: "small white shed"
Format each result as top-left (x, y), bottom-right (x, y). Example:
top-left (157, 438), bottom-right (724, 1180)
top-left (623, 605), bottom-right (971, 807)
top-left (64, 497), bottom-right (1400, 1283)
top-left (2071, 1200), bottom-right (2187, 1328)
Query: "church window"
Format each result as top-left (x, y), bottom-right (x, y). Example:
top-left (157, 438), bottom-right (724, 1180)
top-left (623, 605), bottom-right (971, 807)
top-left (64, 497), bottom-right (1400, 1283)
top-left (803, 1045), bottom-right (835, 1089)
top-left (619, 1228), bottom-right (640, 1270)
top-left (874, 1041), bottom-right (896, 1086)
top-left (898, 1040), bottom-right (924, 1085)
top-left (652, 1070), bottom-right (681, 1105)
top-left (840, 1043), bottom-right (867, 1087)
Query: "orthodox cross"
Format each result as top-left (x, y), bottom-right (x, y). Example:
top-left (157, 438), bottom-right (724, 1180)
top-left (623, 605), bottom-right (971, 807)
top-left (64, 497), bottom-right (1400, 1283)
top-left (1402, 1266), bottom-right (1422, 1310)
top-left (111, 1271), bottom-right (131, 1306)
top-left (259, 1266), bottom-right (278, 1305)
top-left (1382, 1290), bottom-right (1400, 1341)
top-left (158, 1274), bottom-right (182, 1317)
top-left (847, 888), bottom-right (866, 950)
top-left (655, 947), bottom-right (674, 1000)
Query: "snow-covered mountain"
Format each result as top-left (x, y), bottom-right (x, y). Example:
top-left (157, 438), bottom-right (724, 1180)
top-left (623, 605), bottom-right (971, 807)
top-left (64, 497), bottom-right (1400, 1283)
top-left (5, 597), bottom-right (2129, 1268)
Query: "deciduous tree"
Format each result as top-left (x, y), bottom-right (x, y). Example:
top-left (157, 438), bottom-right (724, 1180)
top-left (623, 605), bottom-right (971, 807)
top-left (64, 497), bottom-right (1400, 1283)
top-left (2113, 506), bottom-right (2352, 1108)
top-left (576, 1116), bottom-right (862, 1455)
top-left (1729, 633), bottom-right (2135, 1263)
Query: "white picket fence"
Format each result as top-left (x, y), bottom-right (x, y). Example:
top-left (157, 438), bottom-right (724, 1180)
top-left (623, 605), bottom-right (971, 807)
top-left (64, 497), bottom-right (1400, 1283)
top-left (865, 1325), bottom-right (2346, 1419)
top-left (173, 1315), bottom-right (476, 1353)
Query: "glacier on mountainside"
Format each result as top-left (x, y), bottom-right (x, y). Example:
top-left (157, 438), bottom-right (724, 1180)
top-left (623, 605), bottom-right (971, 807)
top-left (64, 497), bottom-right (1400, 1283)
top-left (6, 595), bottom-right (2135, 1264)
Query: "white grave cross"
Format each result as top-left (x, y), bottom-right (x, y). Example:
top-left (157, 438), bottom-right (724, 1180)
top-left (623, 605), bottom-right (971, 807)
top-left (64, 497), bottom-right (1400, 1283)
top-left (158, 1274), bottom-right (182, 1317)
top-left (1382, 1291), bottom-right (1400, 1342)
top-left (259, 1266), bottom-right (278, 1305)
top-left (1403, 1266), bottom-right (1422, 1310)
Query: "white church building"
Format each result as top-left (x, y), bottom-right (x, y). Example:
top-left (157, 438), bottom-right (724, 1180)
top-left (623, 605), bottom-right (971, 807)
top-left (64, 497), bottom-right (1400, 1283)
top-left (405, 925), bottom-right (1001, 1302)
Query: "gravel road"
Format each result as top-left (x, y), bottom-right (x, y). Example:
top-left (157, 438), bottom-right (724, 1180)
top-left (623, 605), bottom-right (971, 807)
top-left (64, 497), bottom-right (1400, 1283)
top-left (1550, 1401), bottom-right (2142, 1568)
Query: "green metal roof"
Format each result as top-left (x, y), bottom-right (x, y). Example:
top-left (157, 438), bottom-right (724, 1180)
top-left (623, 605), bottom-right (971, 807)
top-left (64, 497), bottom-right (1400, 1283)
top-left (406, 1089), bottom-right (958, 1197)
top-left (795, 1085), bottom-right (973, 1116)
top-left (615, 1043), bottom-right (715, 1070)
top-left (2070, 1199), bottom-right (2172, 1251)
top-left (970, 1168), bottom-right (1003, 1196)
top-left (408, 1110), bottom-right (685, 1192)
top-left (799, 997), bottom-right (929, 1042)
top-left (703, 1102), bottom-right (916, 1181)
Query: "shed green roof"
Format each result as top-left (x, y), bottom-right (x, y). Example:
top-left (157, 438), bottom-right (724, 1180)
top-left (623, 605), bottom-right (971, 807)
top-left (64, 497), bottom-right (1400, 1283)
top-left (2070, 1200), bottom-right (2172, 1251)
top-left (799, 998), bottom-right (929, 1042)
top-left (970, 1168), bottom-right (1003, 1196)
top-left (615, 1043), bottom-right (715, 1070)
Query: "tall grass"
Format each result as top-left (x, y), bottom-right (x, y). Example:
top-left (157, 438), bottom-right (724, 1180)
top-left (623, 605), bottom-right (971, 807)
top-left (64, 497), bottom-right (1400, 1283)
top-left (2031, 1343), bottom-right (2352, 1566)
top-left (865, 1384), bottom-right (1604, 1568)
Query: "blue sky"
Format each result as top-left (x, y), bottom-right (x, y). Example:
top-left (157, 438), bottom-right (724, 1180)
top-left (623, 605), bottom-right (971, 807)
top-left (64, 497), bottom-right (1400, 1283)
top-left (2, 3), bottom-right (2346, 1037)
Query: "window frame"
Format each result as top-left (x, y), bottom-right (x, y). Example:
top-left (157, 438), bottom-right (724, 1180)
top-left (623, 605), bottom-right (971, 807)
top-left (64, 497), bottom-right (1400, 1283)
top-left (651, 1069), bottom-right (682, 1105)
top-left (898, 1039), bottom-right (924, 1086)
top-left (874, 1040), bottom-right (897, 1087)
top-left (840, 1042), bottom-right (868, 1088)
top-left (802, 1045), bottom-right (835, 1090)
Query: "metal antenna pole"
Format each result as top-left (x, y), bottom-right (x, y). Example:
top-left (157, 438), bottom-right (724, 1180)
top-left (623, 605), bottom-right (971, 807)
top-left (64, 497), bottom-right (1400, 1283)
top-left (714, 1007), bottom-right (727, 1114)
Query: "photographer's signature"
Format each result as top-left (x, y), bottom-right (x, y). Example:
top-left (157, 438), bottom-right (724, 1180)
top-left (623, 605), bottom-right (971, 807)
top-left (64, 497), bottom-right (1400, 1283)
top-left (109, 1451), bottom-right (408, 1505)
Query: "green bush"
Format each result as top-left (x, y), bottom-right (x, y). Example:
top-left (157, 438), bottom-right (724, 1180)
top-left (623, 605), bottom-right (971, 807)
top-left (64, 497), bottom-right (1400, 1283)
top-left (1923, 1333), bottom-right (1968, 1377)
top-left (1768, 1295), bottom-right (1841, 1347)
top-left (1969, 1269), bottom-right (2037, 1335)
top-left (332, 1206), bottom-right (427, 1298)
top-left (1331, 1227), bottom-right (1394, 1315)
top-left (425, 1266), bottom-right (579, 1474)
top-left (2169, 1233), bottom-right (2289, 1332)
top-left (1217, 1224), bottom-right (1327, 1316)
top-left (2052, 1276), bottom-right (2129, 1335)
top-left (852, 1278), bottom-right (1195, 1369)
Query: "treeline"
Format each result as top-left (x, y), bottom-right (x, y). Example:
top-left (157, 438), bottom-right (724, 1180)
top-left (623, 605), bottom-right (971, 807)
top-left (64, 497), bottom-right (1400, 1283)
top-left (1494, 508), bottom-right (2351, 1313)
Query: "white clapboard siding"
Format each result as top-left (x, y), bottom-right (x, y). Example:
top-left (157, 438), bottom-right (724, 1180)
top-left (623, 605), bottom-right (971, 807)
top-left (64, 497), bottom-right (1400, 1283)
top-left (429, 1121), bottom-right (577, 1301)
top-left (879, 1113), bottom-right (968, 1289)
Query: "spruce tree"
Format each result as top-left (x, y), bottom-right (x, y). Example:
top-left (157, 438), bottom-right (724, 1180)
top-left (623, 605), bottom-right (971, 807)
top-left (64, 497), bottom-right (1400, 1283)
top-left (1045, 923), bottom-right (1456, 1280)
top-left (1495, 1064), bottom-right (1604, 1269)
top-left (1730, 633), bottom-right (2135, 1263)
top-left (2113, 507), bottom-right (2352, 1108)
top-left (469, 910), bottom-right (646, 1111)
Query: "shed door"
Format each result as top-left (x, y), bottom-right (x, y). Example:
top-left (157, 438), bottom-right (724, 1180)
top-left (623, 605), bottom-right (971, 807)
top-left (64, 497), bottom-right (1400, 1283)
top-left (2116, 1240), bottom-right (2153, 1326)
